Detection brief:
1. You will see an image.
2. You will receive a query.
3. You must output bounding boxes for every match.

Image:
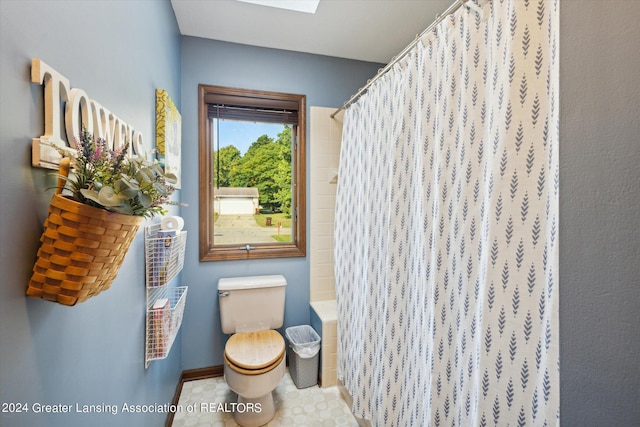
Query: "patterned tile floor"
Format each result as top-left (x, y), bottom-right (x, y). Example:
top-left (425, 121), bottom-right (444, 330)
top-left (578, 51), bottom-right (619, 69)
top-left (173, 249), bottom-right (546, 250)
top-left (171, 369), bottom-right (358, 426)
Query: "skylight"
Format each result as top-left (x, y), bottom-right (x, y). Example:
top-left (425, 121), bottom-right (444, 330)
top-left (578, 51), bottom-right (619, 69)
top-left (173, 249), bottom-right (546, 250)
top-left (235, 0), bottom-right (320, 14)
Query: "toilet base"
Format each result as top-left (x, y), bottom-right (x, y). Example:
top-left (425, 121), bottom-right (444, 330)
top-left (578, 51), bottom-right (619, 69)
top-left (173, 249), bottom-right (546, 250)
top-left (233, 392), bottom-right (276, 427)
top-left (223, 344), bottom-right (285, 426)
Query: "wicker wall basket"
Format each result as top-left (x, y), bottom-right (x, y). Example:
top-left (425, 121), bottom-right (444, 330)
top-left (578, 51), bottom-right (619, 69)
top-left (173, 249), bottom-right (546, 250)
top-left (26, 160), bottom-right (144, 306)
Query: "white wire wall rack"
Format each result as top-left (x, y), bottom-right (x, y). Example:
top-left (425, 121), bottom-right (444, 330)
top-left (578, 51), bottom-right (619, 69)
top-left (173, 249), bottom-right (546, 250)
top-left (145, 286), bottom-right (188, 366)
top-left (144, 223), bottom-right (188, 368)
top-left (144, 223), bottom-right (187, 288)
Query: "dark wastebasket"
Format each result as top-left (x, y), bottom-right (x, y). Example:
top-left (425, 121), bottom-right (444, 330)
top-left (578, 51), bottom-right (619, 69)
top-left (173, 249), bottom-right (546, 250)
top-left (285, 325), bottom-right (321, 388)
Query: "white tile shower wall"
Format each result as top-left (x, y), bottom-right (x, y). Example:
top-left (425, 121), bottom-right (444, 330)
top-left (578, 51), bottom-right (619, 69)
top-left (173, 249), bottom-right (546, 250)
top-left (311, 300), bottom-right (338, 387)
top-left (310, 107), bottom-right (342, 388)
top-left (310, 107), bottom-right (342, 303)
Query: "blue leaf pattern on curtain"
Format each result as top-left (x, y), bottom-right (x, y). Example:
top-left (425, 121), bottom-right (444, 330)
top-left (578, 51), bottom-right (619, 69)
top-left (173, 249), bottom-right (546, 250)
top-left (334, 1), bottom-right (559, 425)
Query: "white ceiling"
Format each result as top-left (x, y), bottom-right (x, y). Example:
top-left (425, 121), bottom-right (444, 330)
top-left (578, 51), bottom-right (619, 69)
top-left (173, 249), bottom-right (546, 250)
top-left (171, 0), bottom-right (456, 64)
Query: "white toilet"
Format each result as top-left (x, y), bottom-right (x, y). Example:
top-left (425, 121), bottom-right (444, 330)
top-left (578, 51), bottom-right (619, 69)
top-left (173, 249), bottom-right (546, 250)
top-left (218, 275), bottom-right (287, 427)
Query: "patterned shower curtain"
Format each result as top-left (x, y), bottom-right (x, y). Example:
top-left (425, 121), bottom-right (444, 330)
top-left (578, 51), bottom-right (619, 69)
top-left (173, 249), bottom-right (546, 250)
top-left (334, 0), bottom-right (559, 425)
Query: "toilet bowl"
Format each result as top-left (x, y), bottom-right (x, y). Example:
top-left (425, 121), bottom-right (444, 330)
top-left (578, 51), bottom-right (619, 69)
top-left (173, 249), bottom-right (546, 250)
top-left (223, 330), bottom-right (286, 426)
top-left (218, 275), bottom-right (287, 427)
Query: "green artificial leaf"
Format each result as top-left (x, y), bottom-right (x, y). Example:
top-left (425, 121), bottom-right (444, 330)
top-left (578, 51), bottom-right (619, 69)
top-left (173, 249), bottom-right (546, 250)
top-left (151, 163), bottom-right (164, 175)
top-left (153, 182), bottom-right (169, 197)
top-left (118, 175), bottom-right (140, 190)
top-left (97, 186), bottom-right (127, 207)
top-left (164, 173), bottom-right (178, 184)
top-left (138, 192), bottom-right (152, 208)
top-left (136, 168), bottom-right (154, 185)
top-left (114, 179), bottom-right (139, 199)
top-left (79, 188), bottom-right (102, 205)
top-left (109, 204), bottom-right (134, 215)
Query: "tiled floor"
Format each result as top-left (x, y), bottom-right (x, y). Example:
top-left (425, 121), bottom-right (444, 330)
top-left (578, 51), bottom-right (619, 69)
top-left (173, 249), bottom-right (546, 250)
top-left (171, 368), bottom-right (358, 426)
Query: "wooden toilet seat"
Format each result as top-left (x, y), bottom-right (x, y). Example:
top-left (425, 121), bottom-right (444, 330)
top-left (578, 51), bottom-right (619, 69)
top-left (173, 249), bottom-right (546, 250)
top-left (224, 330), bottom-right (285, 375)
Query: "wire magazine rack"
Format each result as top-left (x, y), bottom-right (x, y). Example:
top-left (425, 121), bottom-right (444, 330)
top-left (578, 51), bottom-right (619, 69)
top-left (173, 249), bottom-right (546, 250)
top-left (144, 223), bottom-right (188, 368)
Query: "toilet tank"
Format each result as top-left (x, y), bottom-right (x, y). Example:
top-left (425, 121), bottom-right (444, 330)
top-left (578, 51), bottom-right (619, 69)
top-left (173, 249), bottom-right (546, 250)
top-left (218, 275), bottom-right (287, 334)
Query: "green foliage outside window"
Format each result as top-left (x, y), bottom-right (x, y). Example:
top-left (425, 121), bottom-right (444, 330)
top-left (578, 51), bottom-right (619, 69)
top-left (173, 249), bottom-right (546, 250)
top-left (214, 126), bottom-right (293, 217)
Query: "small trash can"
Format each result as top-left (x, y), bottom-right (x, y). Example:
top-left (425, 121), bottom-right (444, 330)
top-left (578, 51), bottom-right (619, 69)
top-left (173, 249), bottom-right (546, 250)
top-left (285, 325), bottom-right (321, 388)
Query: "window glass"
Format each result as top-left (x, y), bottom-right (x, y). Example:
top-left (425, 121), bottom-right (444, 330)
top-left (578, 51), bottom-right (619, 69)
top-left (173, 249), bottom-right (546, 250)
top-left (212, 119), bottom-right (293, 245)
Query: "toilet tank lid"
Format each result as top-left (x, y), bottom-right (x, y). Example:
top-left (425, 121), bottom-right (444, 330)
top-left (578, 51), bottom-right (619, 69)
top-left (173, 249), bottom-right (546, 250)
top-left (218, 274), bottom-right (287, 291)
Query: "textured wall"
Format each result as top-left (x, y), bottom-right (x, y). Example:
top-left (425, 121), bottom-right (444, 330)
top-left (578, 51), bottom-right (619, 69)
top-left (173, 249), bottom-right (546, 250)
top-left (0, 1), bottom-right (182, 426)
top-left (559, 1), bottom-right (640, 425)
top-left (179, 36), bottom-right (382, 370)
top-left (1, 1), bottom-right (638, 426)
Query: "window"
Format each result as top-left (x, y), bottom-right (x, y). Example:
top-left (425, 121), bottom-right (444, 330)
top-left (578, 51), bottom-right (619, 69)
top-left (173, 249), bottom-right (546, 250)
top-left (198, 84), bottom-right (306, 261)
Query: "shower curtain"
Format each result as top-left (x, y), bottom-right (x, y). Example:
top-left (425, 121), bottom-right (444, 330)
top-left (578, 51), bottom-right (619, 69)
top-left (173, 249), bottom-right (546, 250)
top-left (334, 0), bottom-right (559, 425)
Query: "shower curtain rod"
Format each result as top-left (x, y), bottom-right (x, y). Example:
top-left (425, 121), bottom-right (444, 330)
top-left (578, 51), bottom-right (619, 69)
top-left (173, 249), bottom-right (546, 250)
top-left (331, 0), bottom-right (475, 119)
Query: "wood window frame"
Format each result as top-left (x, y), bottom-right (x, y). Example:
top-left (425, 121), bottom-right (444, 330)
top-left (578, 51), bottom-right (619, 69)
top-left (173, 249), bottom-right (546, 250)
top-left (198, 84), bottom-right (306, 261)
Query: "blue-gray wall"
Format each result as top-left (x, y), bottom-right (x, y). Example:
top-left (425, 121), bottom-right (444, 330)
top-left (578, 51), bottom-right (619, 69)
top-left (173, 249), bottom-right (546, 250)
top-left (1, 1), bottom-right (639, 427)
top-left (559, 1), bottom-right (640, 425)
top-left (178, 36), bottom-right (382, 369)
top-left (0, 1), bottom-right (182, 426)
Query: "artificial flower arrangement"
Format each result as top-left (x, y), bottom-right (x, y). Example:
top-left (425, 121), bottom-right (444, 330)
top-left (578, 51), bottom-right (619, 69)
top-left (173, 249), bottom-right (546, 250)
top-left (53, 127), bottom-right (178, 217)
top-left (26, 128), bottom-right (180, 306)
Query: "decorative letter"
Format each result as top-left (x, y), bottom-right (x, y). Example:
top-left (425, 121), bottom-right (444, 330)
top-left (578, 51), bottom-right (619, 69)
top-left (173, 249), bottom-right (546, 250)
top-left (65, 88), bottom-right (94, 144)
top-left (132, 131), bottom-right (144, 157)
top-left (113, 117), bottom-right (128, 152)
top-left (31, 59), bottom-right (70, 168)
top-left (90, 100), bottom-right (113, 145)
